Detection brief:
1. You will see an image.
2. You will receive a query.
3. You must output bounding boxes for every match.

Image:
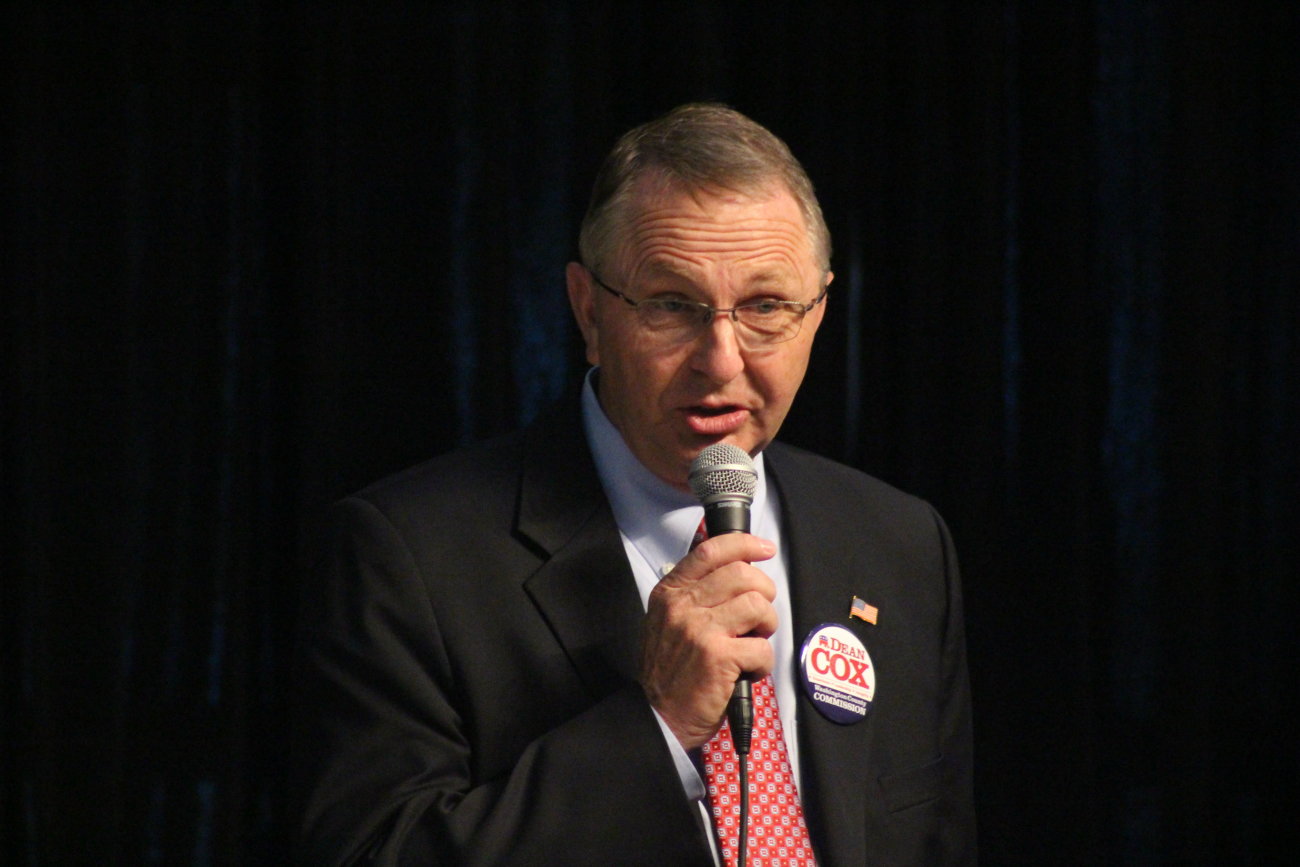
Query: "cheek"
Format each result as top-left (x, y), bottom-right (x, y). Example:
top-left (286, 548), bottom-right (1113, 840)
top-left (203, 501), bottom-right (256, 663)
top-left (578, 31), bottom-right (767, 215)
top-left (599, 322), bottom-right (648, 375)
top-left (754, 352), bottom-right (811, 406)
top-left (612, 346), bottom-right (682, 412)
top-left (650, 349), bottom-right (697, 393)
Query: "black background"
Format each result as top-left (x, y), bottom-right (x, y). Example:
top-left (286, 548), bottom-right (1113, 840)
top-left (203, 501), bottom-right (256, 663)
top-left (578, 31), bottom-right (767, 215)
top-left (5, 3), bottom-right (1297, 863)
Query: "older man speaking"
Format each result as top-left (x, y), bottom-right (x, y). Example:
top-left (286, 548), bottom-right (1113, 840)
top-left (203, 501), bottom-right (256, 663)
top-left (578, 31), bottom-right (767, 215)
top-left (292, 103), bottom-right (975, 866)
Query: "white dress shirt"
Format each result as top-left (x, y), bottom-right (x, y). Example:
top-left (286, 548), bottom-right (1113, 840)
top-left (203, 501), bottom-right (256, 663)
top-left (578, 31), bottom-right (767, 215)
top-left (579, 369), bottom-right (804, 816)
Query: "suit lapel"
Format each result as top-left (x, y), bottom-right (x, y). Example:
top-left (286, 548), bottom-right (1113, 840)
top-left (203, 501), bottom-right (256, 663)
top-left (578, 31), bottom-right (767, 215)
top-left (768, 445), bottom-right (873, 867)
top-left (515, 406), bottom-right (644, 696)
top-left (510, 409), bottom-right (880, 860)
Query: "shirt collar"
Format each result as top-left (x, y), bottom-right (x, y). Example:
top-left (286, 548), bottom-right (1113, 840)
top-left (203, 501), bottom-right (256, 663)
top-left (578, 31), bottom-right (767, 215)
top-left (580, 367), bottom-right (769, 575)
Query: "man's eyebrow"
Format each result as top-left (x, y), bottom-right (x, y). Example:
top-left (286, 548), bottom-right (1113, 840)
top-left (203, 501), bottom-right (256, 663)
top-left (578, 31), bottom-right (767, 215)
top-left (739, 272), bottom-right (805, 299)
top-left (635, 264), bottom-right (708, 295)
top-left (640, 262), bottom-right (795, 285)
top-left (636, 263), bottom-right (801, 299)
top-left (745, 271), bottom-right (793, 287)
top-left (640, 262), bottom-right (700, 283)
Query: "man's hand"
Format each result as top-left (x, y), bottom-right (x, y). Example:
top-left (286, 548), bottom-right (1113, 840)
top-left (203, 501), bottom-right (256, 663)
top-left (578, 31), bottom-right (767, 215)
top-left (639, 533), bottom-right (778, 750)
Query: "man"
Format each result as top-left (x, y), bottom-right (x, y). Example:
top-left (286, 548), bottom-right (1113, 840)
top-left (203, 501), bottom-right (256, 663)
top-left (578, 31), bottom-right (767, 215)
top-left (292, 103), bottom-right (975, 865)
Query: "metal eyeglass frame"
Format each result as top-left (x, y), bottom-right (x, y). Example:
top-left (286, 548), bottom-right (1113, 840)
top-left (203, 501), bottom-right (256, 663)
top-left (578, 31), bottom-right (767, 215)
top-left (587, 269), bottom-right (829, 346)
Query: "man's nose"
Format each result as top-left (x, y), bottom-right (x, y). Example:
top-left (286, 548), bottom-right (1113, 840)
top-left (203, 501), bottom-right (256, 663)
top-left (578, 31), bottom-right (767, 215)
top-left (689, 312), bottom-right (746, 382)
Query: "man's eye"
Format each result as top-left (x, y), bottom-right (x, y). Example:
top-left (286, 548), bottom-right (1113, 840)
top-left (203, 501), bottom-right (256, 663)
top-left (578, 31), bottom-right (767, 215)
top-left (749, 300), bottom-right (785, 315)
top-left (652, 299), bottom-right (694, 315)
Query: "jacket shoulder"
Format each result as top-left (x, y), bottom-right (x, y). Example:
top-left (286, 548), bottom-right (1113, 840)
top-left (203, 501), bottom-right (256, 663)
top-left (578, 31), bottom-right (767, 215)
top-left (339, 399), bottom-right (596, 548)
top-left (765, 441), bottom-right (933, 516)
top-left (353, 426), bottom-right (529, 518)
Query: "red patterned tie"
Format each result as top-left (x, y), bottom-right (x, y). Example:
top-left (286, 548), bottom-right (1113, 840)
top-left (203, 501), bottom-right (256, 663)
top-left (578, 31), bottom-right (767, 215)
top-left (693, 520), bottom-right (816, 866)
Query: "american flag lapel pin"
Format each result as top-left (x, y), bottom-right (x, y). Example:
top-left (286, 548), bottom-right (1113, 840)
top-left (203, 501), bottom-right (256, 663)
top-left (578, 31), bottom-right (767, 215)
top-left (850, 595), bottom-right (878, 625)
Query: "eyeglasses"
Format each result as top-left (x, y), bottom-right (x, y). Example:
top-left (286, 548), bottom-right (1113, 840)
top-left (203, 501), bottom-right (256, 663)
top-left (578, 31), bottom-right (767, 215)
top-left (588, 270), bottom-right (828, 348)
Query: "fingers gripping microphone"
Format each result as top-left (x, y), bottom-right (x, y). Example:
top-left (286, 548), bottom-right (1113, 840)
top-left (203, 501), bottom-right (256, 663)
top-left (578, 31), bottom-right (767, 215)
top-left (689, 443), bottom-right (758, 756)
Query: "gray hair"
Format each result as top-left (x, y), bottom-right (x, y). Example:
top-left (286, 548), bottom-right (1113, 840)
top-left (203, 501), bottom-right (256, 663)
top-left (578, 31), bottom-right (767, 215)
top-left (578, 103), bottom-right (832, 276)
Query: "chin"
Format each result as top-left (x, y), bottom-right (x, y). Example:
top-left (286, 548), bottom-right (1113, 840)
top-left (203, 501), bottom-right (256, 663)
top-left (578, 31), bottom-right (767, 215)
top-left (728, 431), bottom-right (766, 456)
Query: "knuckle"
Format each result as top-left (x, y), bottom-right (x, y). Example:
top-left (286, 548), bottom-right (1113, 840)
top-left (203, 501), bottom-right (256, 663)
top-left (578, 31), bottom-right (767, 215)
top-left (743, 590), bottom-right (772, 619)
top-left (647, 582), bottom-right (672, 605)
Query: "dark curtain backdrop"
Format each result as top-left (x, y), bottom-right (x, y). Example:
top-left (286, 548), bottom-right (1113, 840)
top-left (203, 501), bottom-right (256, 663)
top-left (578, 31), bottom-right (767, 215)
top-left (5, 3), bottom-right (1297, 864)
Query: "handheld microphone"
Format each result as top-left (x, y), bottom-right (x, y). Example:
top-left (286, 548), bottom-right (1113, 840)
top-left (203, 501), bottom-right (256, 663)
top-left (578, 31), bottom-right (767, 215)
top-left (688, 443), bottom-right (758, 756)
top-left (689, 442), bottom-right (757, 537)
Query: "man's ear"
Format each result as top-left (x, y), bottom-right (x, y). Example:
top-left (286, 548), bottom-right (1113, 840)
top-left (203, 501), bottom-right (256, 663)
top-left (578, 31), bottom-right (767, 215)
top-left (566, 261), bottom-right (601, 366)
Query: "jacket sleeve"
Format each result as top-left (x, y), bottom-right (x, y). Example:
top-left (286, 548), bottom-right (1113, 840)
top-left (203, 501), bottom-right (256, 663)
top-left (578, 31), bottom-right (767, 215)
top-left (289, 496), bottom-right (714, 867)
top-left (929, 503), bottom-right (978, 864)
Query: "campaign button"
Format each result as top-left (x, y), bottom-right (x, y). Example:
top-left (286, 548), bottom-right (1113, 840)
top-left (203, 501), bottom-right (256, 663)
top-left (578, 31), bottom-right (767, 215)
top-left (799, 622), bottom-right (874, 724)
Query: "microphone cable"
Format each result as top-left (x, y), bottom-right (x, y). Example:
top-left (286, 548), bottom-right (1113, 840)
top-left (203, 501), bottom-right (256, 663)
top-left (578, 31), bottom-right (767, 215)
top-left (728, 678), bottom-right (754, 867)
top-left (688, 444), bottom-right (759, 867)
top-left (738, 757), bottom-right (749, 867)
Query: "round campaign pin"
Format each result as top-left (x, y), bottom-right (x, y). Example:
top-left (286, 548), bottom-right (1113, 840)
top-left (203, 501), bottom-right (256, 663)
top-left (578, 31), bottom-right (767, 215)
top-left (799, 623), bottom-right (875, 724)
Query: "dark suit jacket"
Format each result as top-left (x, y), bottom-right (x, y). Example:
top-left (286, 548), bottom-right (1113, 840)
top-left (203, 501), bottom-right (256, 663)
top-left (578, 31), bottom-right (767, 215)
top-left (291, 401), bottom-right (975, 865)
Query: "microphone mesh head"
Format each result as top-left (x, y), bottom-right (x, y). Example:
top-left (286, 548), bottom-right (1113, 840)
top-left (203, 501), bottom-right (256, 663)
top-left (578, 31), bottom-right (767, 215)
top-left (689, 443), bottom-right (757, 504)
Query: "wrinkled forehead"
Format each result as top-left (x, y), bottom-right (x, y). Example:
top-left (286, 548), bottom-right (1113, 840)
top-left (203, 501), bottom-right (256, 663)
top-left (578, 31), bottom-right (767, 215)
top-left (610, 173), bottom-right (817, 269)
